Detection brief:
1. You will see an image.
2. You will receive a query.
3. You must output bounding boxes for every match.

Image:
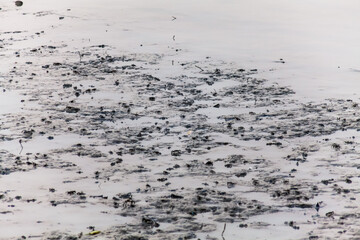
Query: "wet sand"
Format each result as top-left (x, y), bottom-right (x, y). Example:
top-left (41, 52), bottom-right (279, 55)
top-left (1, 1), bottom-right (360, 240)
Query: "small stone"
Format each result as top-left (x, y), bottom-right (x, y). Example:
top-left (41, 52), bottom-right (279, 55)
top-left (326, 211), bottom-right (334, 218)
top-left (65, 106), bottom-right (80, 113)
top-left (227, 182), bottom-right (235, 188)
top-left (171, 150), bottom-right (181, 156)
top-left (15, 1), bottom-right (23, 7)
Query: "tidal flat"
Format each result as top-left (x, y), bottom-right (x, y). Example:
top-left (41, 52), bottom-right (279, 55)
top-left (1, 1), bottom-right (360, 239)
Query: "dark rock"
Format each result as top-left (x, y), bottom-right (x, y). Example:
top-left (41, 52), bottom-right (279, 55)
top-left (227, 182), bottom-right (235, 188)
top-left (65, 106), bottom-right (80, 113)
top-left (171, 150), bottom-right (181, 156)
top-left (15, 1), bottom-right (23, 7)
top-left (235, 172), bottom-right (247, 178)
top-left (142, 217), bottom-right (159, 228)
top-left (157, 178), bottom-right (167, 182)
top-left (170, 194), bottom-right (184, 199)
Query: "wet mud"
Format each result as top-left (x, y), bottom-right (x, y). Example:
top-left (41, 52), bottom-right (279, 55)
top-left (1, 3), bottom-right (360, 240)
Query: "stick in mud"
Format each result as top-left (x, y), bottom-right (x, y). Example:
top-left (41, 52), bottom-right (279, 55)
top-left (19, 139), bottom-right (23, 154)
top-left (195, 65), bottom-right (204, 72)
top-left (78, 51), bottom-right (82, 63)
top-left (221, 223), bottom-right (227, 240)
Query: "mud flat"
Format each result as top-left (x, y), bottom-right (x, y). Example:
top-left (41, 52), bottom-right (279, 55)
top-left (1, 1), bottom-right (360, 240)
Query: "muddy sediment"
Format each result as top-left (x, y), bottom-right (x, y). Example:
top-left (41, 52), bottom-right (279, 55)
top-left (1, 4), bottom-right (360, 240)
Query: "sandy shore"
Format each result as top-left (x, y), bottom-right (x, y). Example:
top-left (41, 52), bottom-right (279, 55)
top-left (1, 1), bottom-right (360, 240)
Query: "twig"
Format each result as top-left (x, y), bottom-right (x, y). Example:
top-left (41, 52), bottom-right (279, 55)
top-left (19, 139), bottom-right (23, 155)
top-left (78, 51), bottom-right (82, 63)
top-left (221, 223), bottom-right (226, 240)
top-left (195, 65), bottom-right (204, 72)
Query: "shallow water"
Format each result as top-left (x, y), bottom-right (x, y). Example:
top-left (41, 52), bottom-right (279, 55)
top-left (2, 0), bottom-right (360, 100)
top-left (0, 167), bottom-right (129, 239)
